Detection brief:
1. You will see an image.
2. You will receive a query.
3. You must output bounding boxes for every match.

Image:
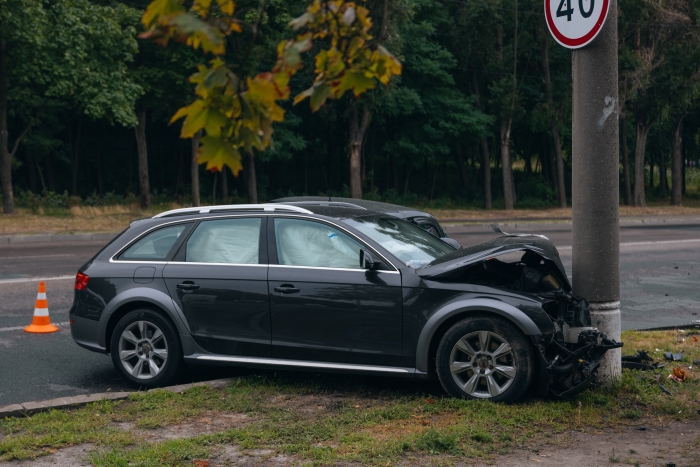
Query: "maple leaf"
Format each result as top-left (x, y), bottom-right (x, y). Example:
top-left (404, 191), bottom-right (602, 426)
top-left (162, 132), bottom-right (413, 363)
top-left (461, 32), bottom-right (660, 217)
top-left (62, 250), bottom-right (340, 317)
top-left (197, 136), bottom-right (243, 174)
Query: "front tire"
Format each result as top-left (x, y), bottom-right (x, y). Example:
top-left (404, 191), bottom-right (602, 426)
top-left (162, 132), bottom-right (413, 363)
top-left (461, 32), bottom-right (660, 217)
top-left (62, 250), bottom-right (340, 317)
top-left (110, 308), bottom-right (182, 389)
top-left (436, 315), bottom-right (535, 403)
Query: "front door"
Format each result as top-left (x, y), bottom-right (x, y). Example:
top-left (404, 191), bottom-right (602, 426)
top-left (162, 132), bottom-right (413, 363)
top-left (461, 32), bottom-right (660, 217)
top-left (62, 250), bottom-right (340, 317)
top-left (268, 217), bottom-right (402, 366)
top-left (163, 216), bottom-right (270, 356)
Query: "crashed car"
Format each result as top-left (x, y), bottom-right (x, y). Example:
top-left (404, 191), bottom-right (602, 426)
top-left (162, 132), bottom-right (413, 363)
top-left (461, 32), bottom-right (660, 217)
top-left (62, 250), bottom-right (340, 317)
top-left (69, 203), bottom-right (620, 402)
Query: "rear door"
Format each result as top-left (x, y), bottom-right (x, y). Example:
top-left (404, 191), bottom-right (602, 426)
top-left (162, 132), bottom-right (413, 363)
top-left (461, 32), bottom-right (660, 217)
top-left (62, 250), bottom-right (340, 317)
top-left (268, 217), bottom-right (403, 366)
top-left (163, 216), bottom-right (270, 356)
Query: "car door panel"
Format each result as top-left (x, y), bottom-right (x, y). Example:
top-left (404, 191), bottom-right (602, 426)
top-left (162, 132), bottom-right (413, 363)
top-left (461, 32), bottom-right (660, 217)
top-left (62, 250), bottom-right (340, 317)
top-left (268, 217), bottom-right (403, 366)
top-left (164, 264), bottom-right (270, 356)
top-left (162, 216), bottom-right (271, 357)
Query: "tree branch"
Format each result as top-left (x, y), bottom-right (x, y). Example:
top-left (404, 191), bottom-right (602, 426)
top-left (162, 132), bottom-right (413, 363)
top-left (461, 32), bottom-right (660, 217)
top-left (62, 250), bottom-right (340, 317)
top-left (10, 100), bottom-right (48, 158)
top-left (240, 0), bottom-right (269, 68)
top-left (378, 0), bottom-right (389, 43)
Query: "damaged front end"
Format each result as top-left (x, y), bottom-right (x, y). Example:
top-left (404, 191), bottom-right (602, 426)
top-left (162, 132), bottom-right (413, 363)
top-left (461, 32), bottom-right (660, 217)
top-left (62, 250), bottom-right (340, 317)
top-left (535, 293), bottom-right (622, 397)
top-left (417, 226), bottom-right (623, 398)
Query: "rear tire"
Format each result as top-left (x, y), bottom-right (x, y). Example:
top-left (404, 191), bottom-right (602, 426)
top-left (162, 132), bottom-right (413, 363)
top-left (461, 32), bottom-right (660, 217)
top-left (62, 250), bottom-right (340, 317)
top-left (110, 308), bottom-right (182, 389)
top-left (435, 315), bottom-right (534, 403)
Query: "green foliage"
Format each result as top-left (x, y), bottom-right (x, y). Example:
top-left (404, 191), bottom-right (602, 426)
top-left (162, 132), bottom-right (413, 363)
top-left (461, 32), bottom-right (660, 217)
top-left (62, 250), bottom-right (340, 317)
top-left (5, 0), bottom-right (700, 208)
top-left (140, 0), bottom-right (401, 174)
top-left (2, 0), bottom-right (143, 127)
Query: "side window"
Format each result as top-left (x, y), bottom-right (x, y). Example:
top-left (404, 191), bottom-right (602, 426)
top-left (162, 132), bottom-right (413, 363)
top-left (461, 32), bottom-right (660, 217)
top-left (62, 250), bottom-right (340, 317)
top-left (186, 218), bottom-right (262, 264)
top-left (121, 224), bottom-right (187, 261)
top-left (274, 218), bottom-right (362, 269)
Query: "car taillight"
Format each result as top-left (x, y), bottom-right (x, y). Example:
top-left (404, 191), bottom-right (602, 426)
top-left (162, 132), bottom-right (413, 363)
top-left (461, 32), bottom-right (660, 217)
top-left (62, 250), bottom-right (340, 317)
top-left (75, 272), bottom-right (89, 290)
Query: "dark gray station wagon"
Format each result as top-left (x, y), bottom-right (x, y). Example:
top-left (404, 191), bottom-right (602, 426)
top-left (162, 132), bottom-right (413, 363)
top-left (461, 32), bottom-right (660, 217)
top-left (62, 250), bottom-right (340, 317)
top-left (70, 202), bottom-right (620, 402)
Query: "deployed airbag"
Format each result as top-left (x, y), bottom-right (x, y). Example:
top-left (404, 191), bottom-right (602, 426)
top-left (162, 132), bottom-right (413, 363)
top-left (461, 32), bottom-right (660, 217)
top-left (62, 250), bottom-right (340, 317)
top-left (276, 218), bottom-right (360, 269)
top-left (187, 218), bottom-right (261, 264)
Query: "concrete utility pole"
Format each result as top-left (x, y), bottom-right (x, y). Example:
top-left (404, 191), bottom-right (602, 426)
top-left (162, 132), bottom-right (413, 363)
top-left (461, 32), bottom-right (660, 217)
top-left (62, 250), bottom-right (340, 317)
top-left (571, 1), bottom-right (621, 381)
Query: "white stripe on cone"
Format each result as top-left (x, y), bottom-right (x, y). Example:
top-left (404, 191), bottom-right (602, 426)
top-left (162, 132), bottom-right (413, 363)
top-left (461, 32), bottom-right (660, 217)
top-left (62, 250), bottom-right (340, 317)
top-left (34, 308), bottom-right (49, 317)
top-left (37, 293), bottom-right (46, 299)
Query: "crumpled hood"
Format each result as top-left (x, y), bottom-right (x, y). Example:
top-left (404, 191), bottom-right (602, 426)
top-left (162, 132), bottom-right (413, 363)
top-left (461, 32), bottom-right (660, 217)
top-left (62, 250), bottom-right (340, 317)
top-left (416, 234), bottom-right (572, 291)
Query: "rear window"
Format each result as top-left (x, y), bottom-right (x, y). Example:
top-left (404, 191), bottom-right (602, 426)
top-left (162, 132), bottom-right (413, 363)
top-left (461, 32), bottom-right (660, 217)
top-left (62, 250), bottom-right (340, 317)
top-left (120, 224), bottom-right (187, 261)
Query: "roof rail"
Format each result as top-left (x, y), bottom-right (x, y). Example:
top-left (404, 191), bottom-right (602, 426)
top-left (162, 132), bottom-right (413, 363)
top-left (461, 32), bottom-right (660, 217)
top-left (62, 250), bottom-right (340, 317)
top-left (275, 201), bottom-right (367, 210)
top-left (153, 204), bottom-right (313, 218)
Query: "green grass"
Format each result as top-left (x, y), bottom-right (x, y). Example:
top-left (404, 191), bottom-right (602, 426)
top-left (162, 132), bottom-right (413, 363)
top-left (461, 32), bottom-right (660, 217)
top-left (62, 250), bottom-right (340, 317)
top-left (1, 330), bottom-right (699, 465)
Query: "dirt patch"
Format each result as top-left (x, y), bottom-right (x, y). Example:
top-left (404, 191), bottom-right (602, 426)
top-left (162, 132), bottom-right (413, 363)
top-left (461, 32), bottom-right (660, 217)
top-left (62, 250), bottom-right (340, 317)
top-left (0, 444), bottom-right (94, 467)
top-left (207, 445), bottom-right (296, 466)
top-left (472, 420), bottom-right (700, 467)
top-left (114, 412), bottom-right (251, 441)
top-left (269, 393), bottom-right (359, 415)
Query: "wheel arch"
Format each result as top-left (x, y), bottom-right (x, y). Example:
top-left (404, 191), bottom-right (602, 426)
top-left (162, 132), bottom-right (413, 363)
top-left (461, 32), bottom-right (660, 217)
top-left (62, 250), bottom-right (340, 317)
top-left (415, 298), bottom-right (541, 374)
top-left (100, 288), bottom-right (189, 353)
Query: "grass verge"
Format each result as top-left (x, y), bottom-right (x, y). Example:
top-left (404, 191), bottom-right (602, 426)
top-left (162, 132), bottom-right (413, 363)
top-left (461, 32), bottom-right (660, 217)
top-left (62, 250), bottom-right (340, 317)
top-left (1, 330), bottom-right (699, 465)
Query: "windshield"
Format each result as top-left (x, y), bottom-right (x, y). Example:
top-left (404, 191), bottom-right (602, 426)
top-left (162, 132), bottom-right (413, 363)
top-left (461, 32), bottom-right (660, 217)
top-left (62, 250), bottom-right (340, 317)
top-left (343, 217), bottom-right (454, 267)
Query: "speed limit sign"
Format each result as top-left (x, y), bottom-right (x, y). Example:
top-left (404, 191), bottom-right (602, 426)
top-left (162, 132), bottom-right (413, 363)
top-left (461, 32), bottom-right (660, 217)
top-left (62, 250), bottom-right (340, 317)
top-left (545, 0), bottom-right (610, 49)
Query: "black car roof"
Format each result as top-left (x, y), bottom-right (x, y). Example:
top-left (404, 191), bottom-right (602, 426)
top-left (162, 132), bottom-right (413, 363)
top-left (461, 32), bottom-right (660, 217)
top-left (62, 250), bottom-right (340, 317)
top-left (271, 196), bottom-right (433, 219)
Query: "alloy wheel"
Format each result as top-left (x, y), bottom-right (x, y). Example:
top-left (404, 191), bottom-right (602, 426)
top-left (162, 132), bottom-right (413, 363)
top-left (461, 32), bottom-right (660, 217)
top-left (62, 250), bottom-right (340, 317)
top-left (118, 320), bottom-right (169, 380)
top-left (449, 330), bottom-right (517, 398)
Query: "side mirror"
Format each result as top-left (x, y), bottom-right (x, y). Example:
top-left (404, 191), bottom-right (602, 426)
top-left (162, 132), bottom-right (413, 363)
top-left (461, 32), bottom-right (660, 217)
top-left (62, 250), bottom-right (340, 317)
top-left (440, 237), bottom-right (462, 250)
top-left (360, 249), bottom-right (376, 270)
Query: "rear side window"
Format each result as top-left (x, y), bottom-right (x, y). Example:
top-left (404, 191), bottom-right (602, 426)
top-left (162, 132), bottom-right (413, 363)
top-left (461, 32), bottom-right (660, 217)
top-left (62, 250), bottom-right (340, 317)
top-left (121, 225), bottom-right (187, 261)
top-left (186, 218), bottom-right (262, 264)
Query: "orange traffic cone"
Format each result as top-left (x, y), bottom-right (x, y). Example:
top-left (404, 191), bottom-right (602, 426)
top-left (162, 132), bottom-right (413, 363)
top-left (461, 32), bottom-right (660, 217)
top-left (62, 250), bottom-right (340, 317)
top-left (24, 281), bottom-right (58, 334)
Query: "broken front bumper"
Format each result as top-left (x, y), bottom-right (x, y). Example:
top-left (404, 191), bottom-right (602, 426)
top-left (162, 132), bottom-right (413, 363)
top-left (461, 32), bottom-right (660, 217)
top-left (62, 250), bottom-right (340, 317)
top-left (533, 298), bottom-right (623, 398)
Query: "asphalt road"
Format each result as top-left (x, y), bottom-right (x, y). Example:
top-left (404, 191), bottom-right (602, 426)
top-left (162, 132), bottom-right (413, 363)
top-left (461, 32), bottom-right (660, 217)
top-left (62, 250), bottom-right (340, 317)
top-left (1, 220), bottom-right (699, 406)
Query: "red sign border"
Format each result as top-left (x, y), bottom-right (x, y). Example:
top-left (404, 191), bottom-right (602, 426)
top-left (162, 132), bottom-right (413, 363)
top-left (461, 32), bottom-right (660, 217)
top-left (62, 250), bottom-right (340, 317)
top-left (544, 0), bottom-right (610, 49)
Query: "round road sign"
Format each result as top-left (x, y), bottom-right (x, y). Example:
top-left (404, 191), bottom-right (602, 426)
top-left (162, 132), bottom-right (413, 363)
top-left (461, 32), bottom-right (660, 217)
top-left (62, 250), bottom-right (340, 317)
top-left (544, 0), bottom-right (610, 49)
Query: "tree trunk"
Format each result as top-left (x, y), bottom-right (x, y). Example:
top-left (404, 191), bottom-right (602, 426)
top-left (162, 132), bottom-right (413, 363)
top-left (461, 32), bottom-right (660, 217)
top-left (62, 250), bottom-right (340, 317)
top-left (429, 158), bottom-right (438, 201)
top-left (455, 144), bottom-right (468, 188)
top-left (349, 106), bottom-right (370, 199)
top-left (481, 139), bottom-right (491, 210)
top-left (246, 151), bottom-right (257, 203)
top-left (212, 172), bottom-right (217, 205)
top-left (621, 113), bottom-right (632, 205)
top-left (541, 134), bottom-right (550, 182)
top-left (498, 0), bottom-right (518, 210)
top-left (500, 118), bottom-right (514, 210)
top-left (633, 121), bottom-right (652, 207)
top-left (660, 151), bottom-right (667, 195)
top-left (682, 154), bottom-right (686, 194)
top-left (191, 130), bottom-right (201, 207)
top-left (403, 165), bottom-right (411, 195)
top-left (25, 143), bottom-right (37, 193)
top-left (671, 114), bottom-right (685, 206)
top-left (134, 107), bottom-right (151, 209)
top-left (547, 137), bottom-right (557, 190)
top-left (552, 128), bottom-right (566, 207)
top-left (0, 40), bottom-right (13, 214)
top-left (46, 152), bottom-right (54, 191)
top-left (97, 144), bottom-right (104, 196)
top-left (542, 36), bottom-right (566, 207)
top-left (174, 143), bottom-right (183, 196)
top-left (71, 119), bottom-right (82, 196)
top-left (221, 166), bottom-right (228, 200)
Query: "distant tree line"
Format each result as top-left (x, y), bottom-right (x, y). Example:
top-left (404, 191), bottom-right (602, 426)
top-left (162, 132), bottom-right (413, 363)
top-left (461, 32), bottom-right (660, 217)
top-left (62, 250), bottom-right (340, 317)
top-left (2, 0), bottom-right (700, 214)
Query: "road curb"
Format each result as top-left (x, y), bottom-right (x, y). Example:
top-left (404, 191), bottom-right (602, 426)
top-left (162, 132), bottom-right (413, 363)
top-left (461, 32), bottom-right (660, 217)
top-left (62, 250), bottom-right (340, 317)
top-left (0, 232), bottom-right (119, 244)
top-left (0, 377), bottom-right (236, 418)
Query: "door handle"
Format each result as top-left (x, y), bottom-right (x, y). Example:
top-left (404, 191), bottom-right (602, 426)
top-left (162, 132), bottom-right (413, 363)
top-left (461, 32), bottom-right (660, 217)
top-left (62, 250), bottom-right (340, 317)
top-left (177, 281), bottom-right (200, 291)
top-left (274, 285), bottom-right (300, 294)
